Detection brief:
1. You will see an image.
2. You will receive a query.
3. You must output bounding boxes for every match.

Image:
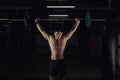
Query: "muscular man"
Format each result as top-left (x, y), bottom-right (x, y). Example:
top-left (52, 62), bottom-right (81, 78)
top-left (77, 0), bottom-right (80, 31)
top-left (35, 18), bottom-right (80, 80)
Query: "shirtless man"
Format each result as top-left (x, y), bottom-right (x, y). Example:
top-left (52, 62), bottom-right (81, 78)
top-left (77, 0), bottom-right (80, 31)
top-left (35, 18), bottom-right (80, 80)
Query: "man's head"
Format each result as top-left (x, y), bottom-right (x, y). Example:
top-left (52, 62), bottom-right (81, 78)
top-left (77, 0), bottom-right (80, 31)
top-left (54, 31), bottom-right (63, 40)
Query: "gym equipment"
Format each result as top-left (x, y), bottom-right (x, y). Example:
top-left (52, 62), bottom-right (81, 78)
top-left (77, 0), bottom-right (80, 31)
top-left (24, 11), bottom-right (31, 31)
top-left (85, 9), bottom-right (91, 28)
top-left (0, 18), bottom-right (105, 22)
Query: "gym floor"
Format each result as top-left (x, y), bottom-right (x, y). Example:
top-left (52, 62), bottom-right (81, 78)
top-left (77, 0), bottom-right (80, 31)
top-left (2, 55), bottom-right (101, 80)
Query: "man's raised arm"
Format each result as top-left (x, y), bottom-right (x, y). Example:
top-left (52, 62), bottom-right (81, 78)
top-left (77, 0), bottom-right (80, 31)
top-left (35, 18), bottom-right (49, 40)
top-left (65, 18), bottom-right (80, 40)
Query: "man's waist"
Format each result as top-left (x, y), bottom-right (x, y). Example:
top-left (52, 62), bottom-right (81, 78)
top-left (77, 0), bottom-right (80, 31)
top-left (51, 56), bottom-right (64, 60)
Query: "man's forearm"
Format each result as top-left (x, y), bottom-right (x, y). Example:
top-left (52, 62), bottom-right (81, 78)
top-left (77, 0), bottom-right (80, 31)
top-left (71, 20), bottom-right (80, 32)
top-left (37, 24), bottom-right (45, 32)
top-left (35, 19), bottom-right (44, 31)
top-left (65, 18), bottom-right (80, 40)
top-left (35, 18), bottom-right (49, 40)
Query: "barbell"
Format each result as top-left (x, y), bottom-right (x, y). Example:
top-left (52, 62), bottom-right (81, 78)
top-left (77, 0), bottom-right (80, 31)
top-left (0, 18), bottom-right (106, 21)
top-left (0, 9), bottom-right (106, 31)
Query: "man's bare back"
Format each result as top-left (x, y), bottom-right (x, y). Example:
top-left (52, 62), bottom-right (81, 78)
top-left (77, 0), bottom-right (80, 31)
top-left (48, 35), bottom-right (67, 60)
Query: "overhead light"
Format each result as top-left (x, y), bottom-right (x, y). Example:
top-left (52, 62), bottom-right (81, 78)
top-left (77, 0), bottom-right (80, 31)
top-left (0, 18), bottom-right (9, 21)
top-left (49, 14), bottom-right (69, 17)
top-left (46, 0), bottom-right (66, 1)
top-left (46, 6), bottom-right (75, 8)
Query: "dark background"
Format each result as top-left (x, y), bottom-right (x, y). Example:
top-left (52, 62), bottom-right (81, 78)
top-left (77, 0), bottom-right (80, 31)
top-left (0, 0), bottom-right (120, 80)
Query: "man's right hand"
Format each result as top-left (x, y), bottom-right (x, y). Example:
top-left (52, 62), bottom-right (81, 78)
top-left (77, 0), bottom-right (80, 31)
top-left (35, 18), bottom-right (40, 23)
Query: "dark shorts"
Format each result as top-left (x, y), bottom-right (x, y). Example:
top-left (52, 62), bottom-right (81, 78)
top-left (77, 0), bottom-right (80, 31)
top-left (49, 59), bottom-right (67, 77)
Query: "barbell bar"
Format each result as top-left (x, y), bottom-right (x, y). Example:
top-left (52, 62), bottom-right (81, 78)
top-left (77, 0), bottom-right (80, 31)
top-left (0, 18), bottom-right (106, 21)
